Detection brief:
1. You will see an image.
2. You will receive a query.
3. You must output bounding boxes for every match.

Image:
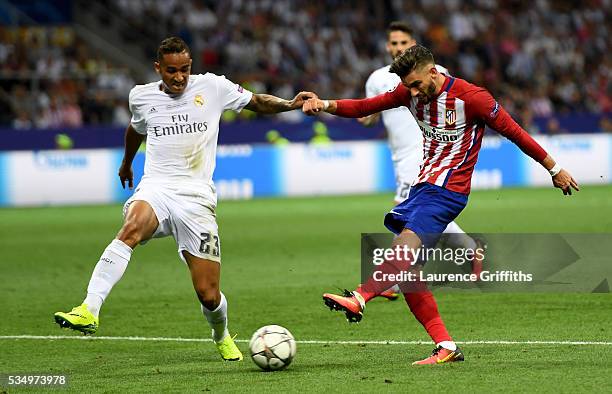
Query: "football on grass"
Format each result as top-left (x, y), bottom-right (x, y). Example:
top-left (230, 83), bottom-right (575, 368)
top-left (249, 325), bottom-right (296, 371)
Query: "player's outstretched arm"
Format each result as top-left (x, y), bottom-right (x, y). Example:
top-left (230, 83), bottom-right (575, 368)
top-left (119, 124), bottom-right (145, 189)
top-left (245, 91), bottom-right (318, 114)
top-left (473, 89), bottom-right (579, 196)
top-left (303, 88), bottom-right (405, 118)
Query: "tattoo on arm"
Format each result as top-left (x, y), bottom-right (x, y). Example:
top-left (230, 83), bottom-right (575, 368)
top-left (245, 94), bottom-right (292, 114)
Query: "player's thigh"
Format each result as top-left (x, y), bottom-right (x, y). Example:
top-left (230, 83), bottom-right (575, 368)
top-left (385, 184), bottom-right (467, 248)
top-left (117, 200), bottom-right (160, 246)
top-left (172, 194), bottom-right (221, 265)
top-left (121, 184), bottom-right (175, 244)
top-left (394, 228), bottom-right (422, 250)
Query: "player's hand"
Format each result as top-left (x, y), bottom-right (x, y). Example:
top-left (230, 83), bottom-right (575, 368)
top-left (552, 169), bottom-right (579, 195)
top-left (358, 113), bottom-right (380, 127)
top-left (118, 163), bottom-right (134, 189)
top-left (289, 91), bottom-right (318, 109)
top-left (302, 98), bottom-right (325, 116)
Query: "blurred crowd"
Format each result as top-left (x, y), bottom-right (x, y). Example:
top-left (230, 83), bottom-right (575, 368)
top-left (0, 26), bottom-right (133, 129)
top-left (1, 0), bottom-right (610, 132)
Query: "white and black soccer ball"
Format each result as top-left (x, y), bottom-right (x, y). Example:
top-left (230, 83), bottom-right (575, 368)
top-left (249, 325), bottom-right (296, 371)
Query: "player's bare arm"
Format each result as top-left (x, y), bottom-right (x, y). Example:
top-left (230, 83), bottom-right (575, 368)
top-left (245, 91), bottom-right (318, 114)
top-left (118, 124), bottom-right (145, 189)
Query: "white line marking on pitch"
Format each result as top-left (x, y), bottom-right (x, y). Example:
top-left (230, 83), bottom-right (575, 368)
top-left (1, 335), bottom-right (611, 346)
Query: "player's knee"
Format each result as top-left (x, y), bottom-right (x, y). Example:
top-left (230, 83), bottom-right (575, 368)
top-left (195, 285), bottom-right (220, 310)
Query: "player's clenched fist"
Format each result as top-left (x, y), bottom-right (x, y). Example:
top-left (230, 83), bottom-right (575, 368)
top-left (303, 98), bottom-right (325, 115)
top-left (289, 91), bottom-right (319, 110)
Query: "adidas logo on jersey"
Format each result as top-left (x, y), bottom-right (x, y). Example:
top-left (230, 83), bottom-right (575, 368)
top-left (149, 107), bottom-right (157, 113)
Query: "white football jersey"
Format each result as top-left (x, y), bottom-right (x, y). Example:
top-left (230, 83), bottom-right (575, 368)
top-left (365, 64), bottom-right (449, 164)
top-left (129, 73), bottom-right (253, 187)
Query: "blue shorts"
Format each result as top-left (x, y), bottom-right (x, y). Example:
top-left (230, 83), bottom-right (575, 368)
top-left (384, 182), bottom-right (468, 248)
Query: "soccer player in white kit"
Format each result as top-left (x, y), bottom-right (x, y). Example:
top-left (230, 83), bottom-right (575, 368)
top-left (359, 23), bottom-right (482, 292)
top-left (54, 37), bottom-right (316, 361)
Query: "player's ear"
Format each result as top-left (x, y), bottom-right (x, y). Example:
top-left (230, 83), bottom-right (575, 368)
top-left (429, 66), bottom-right (438, 79)
top-left (154, 61), bottom-right (161, 75)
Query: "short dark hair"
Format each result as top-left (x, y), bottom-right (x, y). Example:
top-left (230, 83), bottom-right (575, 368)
top-left (389, 44), bottom-right (435, 78)
top-left (157, 37), bottom-right (190, 62)
top-left (387, 21), bottom-right (414, 38)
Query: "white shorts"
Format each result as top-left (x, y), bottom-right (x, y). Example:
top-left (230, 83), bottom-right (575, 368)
top-left (123, 181), bottom-right (220, 263)
top-left (393, 155), bottom-right (421, 203)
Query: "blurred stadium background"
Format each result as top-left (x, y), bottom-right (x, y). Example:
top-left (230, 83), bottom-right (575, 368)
top-left (0, 0), bottom-right (610, 205)
top-left (1, 1), bottom-right (611, 391)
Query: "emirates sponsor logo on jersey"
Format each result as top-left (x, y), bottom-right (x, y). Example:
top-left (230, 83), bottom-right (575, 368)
top-left (150, 114), bottom-right (208, 137)
top-left (194, 94), bottom-right (204, 107)
top-left (445, 109), bottom-right (456, 126)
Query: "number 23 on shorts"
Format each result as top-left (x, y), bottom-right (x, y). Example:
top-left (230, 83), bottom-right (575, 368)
top-left (199, 232), bottom-right (220, 257)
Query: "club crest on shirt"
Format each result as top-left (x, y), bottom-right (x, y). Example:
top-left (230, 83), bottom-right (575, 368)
top-left (194, 94), bottom-right (204, 107)
top-left (445, 109), bottom-right (456, 126)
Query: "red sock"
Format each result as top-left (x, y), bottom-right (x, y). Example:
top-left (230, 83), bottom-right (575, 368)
top-left (355, 284), bottom-right (376, 303)
top-left (357, 252), bottom-right (416, 303)
top-left (403, 291), bottom-right (452, 344)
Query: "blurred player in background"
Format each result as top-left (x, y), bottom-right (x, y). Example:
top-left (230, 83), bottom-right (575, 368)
top-left (359, 22), bottom-right (483, 301)
top-left (303, 44), bottom-right (579, 364)
top-left (54, 37), bottom-right (315, 362)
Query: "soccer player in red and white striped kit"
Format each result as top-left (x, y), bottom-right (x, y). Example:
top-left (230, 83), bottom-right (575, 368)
top-left (303, 44), bottom-right (579, 365)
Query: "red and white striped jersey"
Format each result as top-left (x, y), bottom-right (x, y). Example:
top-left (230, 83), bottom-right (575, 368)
top-left (335, 76), bottom-right (548, 194)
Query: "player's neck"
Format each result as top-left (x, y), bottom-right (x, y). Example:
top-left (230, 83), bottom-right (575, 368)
top-left (434, 74), bottom-right (447, 96)
top-left (159, 81), bottom-right (185, 96)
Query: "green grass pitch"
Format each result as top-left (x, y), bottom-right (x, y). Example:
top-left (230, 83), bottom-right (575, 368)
top-left (1, 185), bottom-right (611, 392)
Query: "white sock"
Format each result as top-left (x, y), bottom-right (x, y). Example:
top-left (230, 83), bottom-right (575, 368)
top-left (437, 340), bottom-right (457, 351)
top-left (391, 284), bottom-right (401, 293)
top-left (83, 239), bottom-right (132, 317)
top-left (443, 221), bottom-right (477, 250)
top-left (202, 292), bottom-right (229, 343)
